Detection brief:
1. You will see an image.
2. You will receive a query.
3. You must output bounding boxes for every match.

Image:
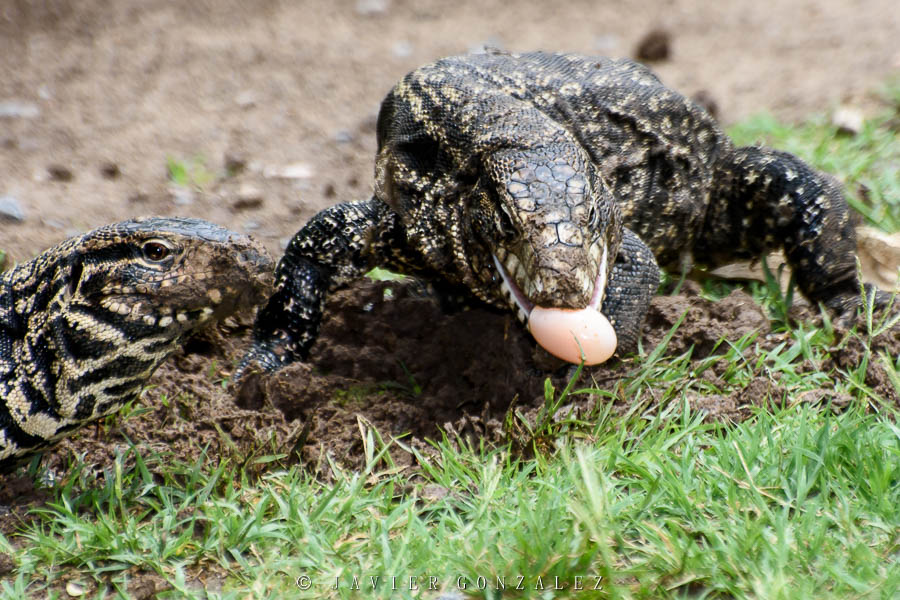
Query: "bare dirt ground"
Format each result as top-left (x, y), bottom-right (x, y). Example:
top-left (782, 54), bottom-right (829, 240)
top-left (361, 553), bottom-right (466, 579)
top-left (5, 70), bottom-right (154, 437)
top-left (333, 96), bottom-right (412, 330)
top-left (1, 0), bottom-right (900, 530)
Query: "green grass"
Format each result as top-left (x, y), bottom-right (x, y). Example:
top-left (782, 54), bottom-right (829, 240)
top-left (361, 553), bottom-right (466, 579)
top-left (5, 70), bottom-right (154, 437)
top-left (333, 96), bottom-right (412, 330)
top-left (166, 155), bottom-right (217, 189)
top-left (3, 100), bottom-right (900, 599)
top-left (2, 394), bottom-right (897, 599)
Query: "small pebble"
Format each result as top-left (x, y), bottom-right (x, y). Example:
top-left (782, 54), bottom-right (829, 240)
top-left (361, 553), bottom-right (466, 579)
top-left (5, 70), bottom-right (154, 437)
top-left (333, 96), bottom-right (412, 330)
top-left (593, 34), bottom-right (619, 54)
top-left (392, 40), bottom-right (413, 58)
top-left (0, 196), bottom-right (26, 222)
top-left (0, 100), bottom-right (39, 119)
top-left (235, 90), bottom-right (257, 108)
top-left (265, 162), bottom-right (314, 180)
top-left (355, 0), bottom-right (390, 16)
top-left (231, 184), bottom-right (264, 211)
top-left (634, 28), bottom-right (671, 61)
top-left (333, 129), bottom-right (354, 144)
top-left (469, 37), bottom-right (504, 54)
top-left (128, 190), bottom-right (150, 203)
top-left (168, 186), bottom-right (195, 206)
top-left (47, 164), bottom-right (74, 182)
top-left (65, 581), bottom-right (86, 597)
top-left (832, 106), bottom-right (864, 136)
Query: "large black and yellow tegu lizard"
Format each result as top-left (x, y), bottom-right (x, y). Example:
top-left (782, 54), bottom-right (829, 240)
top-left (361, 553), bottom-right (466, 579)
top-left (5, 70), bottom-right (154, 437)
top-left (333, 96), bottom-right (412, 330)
top-left (0, 217), bottom-right (273, 472)
top-left (236, 50), bottom-right (889, 377)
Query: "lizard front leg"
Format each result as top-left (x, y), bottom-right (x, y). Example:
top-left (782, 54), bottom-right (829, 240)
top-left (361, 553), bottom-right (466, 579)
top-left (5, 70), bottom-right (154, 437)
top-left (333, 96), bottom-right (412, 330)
top-left (235, 197), bottom-right (406, 379)
top-left (601, 227), bottom-right (661, 355)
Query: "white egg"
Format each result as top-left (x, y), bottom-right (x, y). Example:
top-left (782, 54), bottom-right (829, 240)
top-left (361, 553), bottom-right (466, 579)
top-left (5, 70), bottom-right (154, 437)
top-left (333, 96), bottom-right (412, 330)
top-left (528, 306), bottom-right (618, 365)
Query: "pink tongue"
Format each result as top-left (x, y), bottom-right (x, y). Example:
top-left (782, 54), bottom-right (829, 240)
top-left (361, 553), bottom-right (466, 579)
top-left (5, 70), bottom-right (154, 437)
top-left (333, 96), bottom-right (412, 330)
top-left (527, 306), bottom-right (618, 365)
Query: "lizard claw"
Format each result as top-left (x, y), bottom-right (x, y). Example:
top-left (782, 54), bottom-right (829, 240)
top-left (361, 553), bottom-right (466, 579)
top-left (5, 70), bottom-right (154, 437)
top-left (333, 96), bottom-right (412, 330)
top-left (232, 342), bottom-right (291, 384)
top-left (822, 283), bottom-right (896, 328)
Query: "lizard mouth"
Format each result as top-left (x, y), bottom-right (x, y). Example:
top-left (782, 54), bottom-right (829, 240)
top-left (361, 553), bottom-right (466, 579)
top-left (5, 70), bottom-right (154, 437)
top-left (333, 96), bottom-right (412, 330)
top-left (492, 253), bottom-right (534, 322)
top-left (492, 248), bottom-right (617, 365)
top-left (491, 244), bottom-right (608, 322)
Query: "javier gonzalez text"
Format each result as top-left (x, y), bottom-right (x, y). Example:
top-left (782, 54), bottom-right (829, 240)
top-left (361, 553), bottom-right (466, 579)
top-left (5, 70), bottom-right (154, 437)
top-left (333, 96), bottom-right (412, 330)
top-left (294, 574), bottom-right (603, 592)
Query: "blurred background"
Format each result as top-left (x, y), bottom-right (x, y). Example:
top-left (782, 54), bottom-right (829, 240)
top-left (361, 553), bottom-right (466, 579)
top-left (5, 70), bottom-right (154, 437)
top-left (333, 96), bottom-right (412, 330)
top-left (1, 0), bottom-right (899, 263)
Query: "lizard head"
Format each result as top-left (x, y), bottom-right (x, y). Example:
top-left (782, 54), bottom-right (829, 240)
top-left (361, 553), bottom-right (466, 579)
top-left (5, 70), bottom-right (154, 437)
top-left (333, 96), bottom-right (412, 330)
top-left (0, 217), bottom-right (274, 460)
top-left (58, 216), bottom-right (275, 339)
top-left (470, 144), bottom-right (621, 325)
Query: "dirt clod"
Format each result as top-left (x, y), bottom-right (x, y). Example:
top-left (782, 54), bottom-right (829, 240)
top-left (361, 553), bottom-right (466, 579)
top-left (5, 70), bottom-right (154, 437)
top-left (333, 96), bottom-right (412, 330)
top-left (224, 152), bottom-right (248, 174)
top-left (127, 572), bottom-right (167, 600)
top-left (643, 281), bottom-right (770, 358)
top-left (0, 552), bottom-right (15, 576)
top-left (99, 161), bottom-right (120, 179)
top-left (824, 324), bottom-right (900, 405)
top-left (634, 28), bottom-right (671, 61)
top-left (46, 164), bottom-right (74, 182)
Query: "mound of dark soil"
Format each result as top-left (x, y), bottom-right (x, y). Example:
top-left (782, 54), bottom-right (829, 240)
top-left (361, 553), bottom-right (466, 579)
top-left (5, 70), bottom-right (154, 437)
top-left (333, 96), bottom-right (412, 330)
top-left (2, 280), bottom-right (897, 519)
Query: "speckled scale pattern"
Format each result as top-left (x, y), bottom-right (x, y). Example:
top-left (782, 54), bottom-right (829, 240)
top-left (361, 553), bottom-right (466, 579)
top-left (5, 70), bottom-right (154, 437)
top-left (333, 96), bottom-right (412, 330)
top-left (601, 228), bottom-right (660, 353)
top-left (698, 147), bottom-right (868, 310)
top-left (0, 217), bottom-right (273, 471)
top-left (240, 50), bottom-right (883, 375)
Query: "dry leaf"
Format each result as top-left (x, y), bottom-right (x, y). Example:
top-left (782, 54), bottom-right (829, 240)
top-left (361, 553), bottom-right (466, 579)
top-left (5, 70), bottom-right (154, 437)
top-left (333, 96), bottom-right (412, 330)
top-left (856, 226), bottom-right (900, 291)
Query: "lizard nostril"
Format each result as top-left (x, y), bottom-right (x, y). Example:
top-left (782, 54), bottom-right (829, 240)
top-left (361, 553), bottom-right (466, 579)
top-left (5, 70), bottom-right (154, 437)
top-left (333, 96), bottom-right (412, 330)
top-left (239, 247), bottom-right (274, 270)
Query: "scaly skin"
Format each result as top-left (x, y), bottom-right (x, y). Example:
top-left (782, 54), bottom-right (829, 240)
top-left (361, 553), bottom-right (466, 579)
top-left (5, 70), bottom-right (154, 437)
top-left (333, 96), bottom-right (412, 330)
top-left (237, 50), bottom-right (886, 378)
top-left (0, 217), bottom-right (273, 471)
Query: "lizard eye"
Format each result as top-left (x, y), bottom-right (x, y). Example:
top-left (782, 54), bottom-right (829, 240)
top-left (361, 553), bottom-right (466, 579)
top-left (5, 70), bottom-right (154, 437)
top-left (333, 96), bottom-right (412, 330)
top-left (495, 203), bottom-right (519, 241)
top-left (142, 241), bottom-right (171, 262)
